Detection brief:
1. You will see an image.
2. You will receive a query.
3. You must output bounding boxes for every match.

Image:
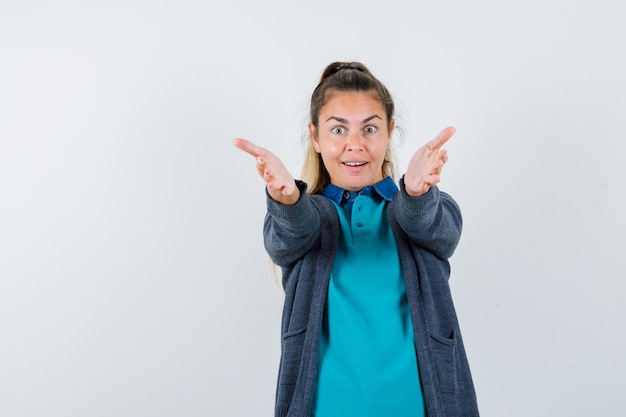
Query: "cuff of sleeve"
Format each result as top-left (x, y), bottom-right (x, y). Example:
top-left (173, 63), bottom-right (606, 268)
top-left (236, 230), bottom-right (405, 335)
top-left (399, 175), bottom-right (439, 215)
top-left (266, 180), bottom-right (311, 220)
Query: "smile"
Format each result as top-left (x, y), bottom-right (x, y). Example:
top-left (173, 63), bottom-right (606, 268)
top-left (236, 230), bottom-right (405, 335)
top-left (343, 161), bottom-right (367, 167)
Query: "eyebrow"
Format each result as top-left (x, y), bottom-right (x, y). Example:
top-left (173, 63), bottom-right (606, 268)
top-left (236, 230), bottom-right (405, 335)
top-left (325, 115), bottom-right (383, 124)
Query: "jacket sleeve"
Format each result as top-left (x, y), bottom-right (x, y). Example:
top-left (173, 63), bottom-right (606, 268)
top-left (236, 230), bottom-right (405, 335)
top-left (395, 176), bottom-right (462, 260)
top-left (263, 180), bottom-right (321, 266)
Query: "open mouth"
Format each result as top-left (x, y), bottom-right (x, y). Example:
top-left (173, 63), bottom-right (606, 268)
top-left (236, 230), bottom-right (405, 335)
top-left (343, 161), bottom-right (367, 167)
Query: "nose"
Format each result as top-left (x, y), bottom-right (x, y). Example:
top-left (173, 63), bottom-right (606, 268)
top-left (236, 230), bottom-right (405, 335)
top-left (346, 131), bottom-right (363, 151)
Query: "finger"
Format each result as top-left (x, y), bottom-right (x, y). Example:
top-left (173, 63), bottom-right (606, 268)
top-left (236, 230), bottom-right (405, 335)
top-left (268, 179), bottom-right (287, 192)
top-left (427, 126), bottom-right (456, 151)
top-left (233, 138), bottom-right (265, 158)
top-left (435, 149), bottom-right (448, 165)
top-left (263, 167), bottom-right (274, 178)
top-left (427, 174), bottom-right (441, 186)
top-left (281, 182), bottom-right (295, 196)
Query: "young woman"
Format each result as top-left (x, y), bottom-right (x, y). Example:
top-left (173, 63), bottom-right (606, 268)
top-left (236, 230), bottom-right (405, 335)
top-left (234, 62), bottom-right (479, 417)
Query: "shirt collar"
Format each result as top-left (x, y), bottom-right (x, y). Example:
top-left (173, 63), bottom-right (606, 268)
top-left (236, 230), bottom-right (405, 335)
top-left (322, 177), bottom-right (398, 205)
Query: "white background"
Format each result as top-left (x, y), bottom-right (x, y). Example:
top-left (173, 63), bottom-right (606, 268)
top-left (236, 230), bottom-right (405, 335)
top-left (1, 0), bottom-right (625, 416)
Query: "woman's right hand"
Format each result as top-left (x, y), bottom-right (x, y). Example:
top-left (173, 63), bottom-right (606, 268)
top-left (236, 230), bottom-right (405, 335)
top-left (233, 138), bottom-right (300, 205)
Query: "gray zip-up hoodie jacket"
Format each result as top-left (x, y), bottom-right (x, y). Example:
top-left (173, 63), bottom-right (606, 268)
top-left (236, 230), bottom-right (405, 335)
top-left (264, 179), bottom-right (479, 417)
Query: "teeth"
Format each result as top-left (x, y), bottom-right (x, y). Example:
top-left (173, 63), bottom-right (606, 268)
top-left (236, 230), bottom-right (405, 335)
top-left (344, 161), bottom-right (366, 166)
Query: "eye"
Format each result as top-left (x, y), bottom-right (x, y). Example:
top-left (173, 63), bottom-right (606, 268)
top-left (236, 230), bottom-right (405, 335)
top-left (364, 125), bottom-right (377, 134)
top-left (332, 126), bottom-right (345, 134)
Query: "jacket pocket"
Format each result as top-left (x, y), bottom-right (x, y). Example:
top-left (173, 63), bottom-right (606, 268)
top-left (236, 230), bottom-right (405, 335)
top-left (429, 330), bottom-right (458, 394)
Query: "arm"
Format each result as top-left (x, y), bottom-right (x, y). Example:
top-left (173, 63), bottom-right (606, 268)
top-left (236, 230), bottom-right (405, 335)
top-left (263, 181), bottom-right (321, 266)
top-left (395, 180), bottom-right (462, 260)
top-left (396, 127), bottom-right (462, 259)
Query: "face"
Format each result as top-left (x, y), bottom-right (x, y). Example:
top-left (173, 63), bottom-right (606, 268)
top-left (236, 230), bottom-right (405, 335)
top-left (309, 91), bottom-right (394, 192)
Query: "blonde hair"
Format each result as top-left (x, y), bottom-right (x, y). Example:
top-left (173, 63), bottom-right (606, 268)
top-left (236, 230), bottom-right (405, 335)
top-left (301, 62), bottom-right (398, 194)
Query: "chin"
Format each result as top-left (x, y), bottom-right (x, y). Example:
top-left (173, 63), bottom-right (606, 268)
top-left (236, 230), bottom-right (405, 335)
top-left (345, 181), bottom-right (368, 191)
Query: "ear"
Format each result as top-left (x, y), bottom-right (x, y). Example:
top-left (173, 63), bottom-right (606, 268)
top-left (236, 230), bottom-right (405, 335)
top-left (308, 122), bottom-right (320, 153)
top-left (387, 119), bottom-right (395, 145)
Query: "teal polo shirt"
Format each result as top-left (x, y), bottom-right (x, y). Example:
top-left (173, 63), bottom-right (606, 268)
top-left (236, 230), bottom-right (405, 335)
top-left (312, 178), bottom-right (425, 417)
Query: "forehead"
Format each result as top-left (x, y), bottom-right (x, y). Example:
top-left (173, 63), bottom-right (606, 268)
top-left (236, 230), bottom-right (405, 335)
top-left (320, 90), bottom-right (385, 118)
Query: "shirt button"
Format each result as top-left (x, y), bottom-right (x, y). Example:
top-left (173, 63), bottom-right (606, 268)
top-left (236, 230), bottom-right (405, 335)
top-left (356, 222), bottom-right (364, 227)
top-left (343, 191), bottom-right (351, 199)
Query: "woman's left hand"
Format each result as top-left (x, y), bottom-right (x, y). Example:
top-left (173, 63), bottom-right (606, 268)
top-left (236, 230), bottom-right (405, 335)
top-left (404, 126), bottom-right (455, 197)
